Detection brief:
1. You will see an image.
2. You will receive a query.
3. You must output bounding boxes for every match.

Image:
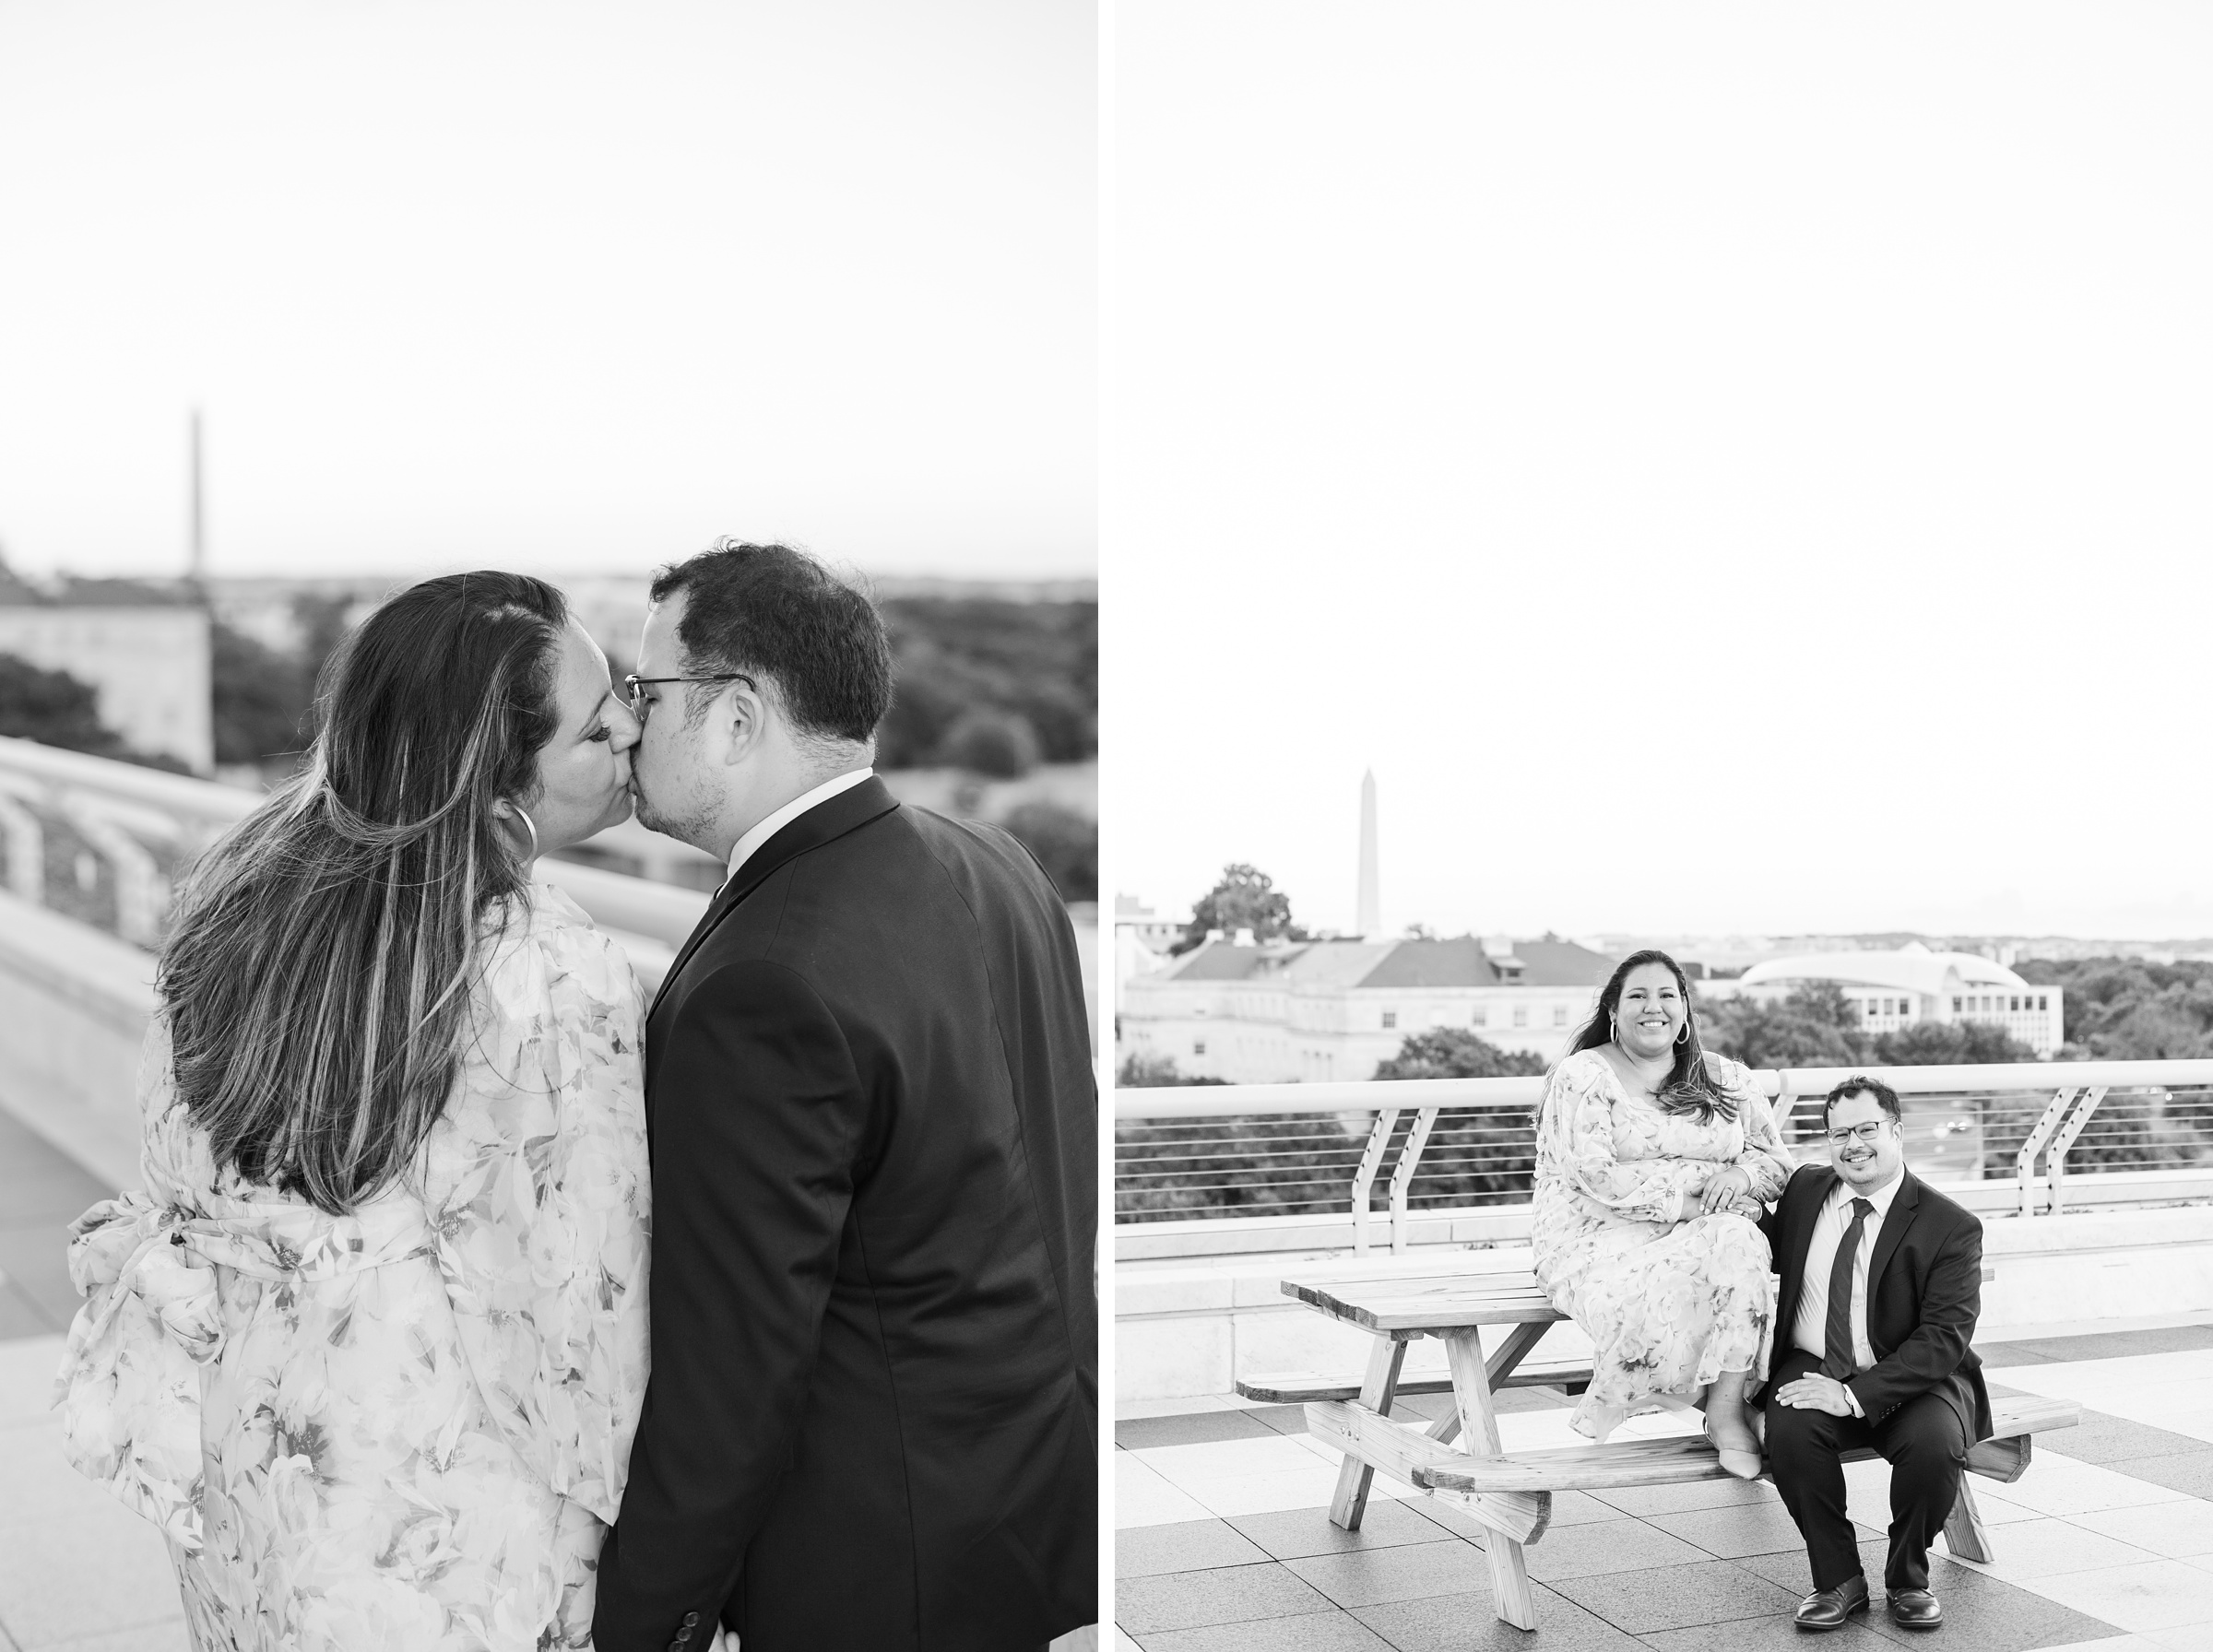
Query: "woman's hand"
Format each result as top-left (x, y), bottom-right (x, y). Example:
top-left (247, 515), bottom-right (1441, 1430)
top-left (1699, 1166), bottom-right (1753, 1215)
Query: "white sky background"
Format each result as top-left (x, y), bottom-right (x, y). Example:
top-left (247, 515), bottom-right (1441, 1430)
top-left (0, 1), bottom-right (1093, 581)
top-left (1106, 2), bottom-right (2213, 943)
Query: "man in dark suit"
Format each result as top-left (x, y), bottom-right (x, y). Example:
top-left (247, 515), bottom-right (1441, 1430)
top-left (594, 542), bottom-right (1096, 1652)
top-left (1760, 1074), bottom-right (1990, 1634)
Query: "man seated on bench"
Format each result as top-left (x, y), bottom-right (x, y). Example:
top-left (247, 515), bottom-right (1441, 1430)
top-left (1761, 1075), bottom-right (1991, 1634)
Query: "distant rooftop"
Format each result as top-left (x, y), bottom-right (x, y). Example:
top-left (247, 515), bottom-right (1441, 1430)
top-left (1162, 935), bottom-right (1617, 990)
top-left (1739, 940), bottom-right (2030, 997)
top-left (0, 564), bottom-right (199, 608)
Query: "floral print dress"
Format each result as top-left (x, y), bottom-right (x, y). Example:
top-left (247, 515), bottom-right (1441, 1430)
top-left (1530, 1049), bottom-right (1794, 1441)
top-left (54, 881), bottom-right (651, 1652)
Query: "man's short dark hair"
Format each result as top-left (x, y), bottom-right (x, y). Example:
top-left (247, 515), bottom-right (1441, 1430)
top-left (1823, 1075), bottom-right (1903, 1125)
top-left (649, 540), bottom-right (893, 743)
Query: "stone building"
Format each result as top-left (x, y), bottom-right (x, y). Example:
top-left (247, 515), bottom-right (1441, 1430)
top-left (1118, 931), bottom-right (1617, 1083)
top-left (0, 567), bottom-right (211, 773)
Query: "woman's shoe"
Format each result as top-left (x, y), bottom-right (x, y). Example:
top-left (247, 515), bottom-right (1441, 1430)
top-left (1703, 1416), bottom-right (1763, 1481)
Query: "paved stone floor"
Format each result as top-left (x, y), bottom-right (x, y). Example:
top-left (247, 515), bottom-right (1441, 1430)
top-left (0, 1103), bottom-right (182, 1652)
top-left (0, 1106), bottom-right (1103, 1652)
top-left (1115, 1321), bottom-right (2213, 1652)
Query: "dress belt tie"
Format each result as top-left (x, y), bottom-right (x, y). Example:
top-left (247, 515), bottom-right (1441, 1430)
top-left (65, 1190), bottom-right (440, 1363)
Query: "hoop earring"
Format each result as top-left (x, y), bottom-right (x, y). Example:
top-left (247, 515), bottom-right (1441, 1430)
top-left (511, 805), bottom-right (539, 861)
top-left (1608, 1012), bottom-right (1618, 1044)
top-left (1676, 1020), bottom-right (1690, 1046)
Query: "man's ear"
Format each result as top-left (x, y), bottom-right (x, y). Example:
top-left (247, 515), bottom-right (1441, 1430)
top-left (717, 678), bottom-right (768, 767)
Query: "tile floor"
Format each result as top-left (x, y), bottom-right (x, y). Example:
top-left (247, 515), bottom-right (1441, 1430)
top-left (0, 1115), bottom-right (1106, 1652)
top-left (1115, 1323), bottom-right (2213, 1652)
top-left (0, 1106), bottom-right (110, 1341)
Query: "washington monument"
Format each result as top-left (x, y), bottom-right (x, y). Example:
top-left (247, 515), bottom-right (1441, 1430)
top-left (1356, 768), bottom-right (1380, 938)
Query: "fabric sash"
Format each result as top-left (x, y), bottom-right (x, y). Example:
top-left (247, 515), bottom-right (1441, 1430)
top-left (53, 1188), bottom-right (437, 1552)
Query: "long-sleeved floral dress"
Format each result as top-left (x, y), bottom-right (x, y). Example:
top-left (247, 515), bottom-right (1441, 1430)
top-left (1531, 1048), bottom-right (1794, 1442)
top-left (53, 881), bottom-right (651, 1652)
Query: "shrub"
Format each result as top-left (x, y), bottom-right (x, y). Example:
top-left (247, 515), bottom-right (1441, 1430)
top-left (935, 708), bottom-right (1040, 778)
top-left (1000, 801), bottom-right (1095, 901)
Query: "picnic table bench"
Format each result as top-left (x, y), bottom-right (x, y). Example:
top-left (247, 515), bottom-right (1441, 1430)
top-left (1235, 1267), bottom-right (2080, 1632)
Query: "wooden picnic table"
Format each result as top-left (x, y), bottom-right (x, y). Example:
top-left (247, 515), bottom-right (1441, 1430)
top-left (1272, 1268), bottom-right (1572, 1630)
top-left (1266, 1266), bottom-right (2078, 1634)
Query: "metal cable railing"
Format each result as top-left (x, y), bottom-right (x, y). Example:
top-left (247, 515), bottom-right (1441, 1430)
top-left (1115, 1063), bottom-right (2213, 1250)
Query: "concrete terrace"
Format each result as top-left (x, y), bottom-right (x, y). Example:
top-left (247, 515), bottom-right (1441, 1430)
top-left (0, 1103), bottom-right (187, 1652)
top-left (1113, 1319), bottom-right (2213, 1652)
top-left (0, 1107), bottom-right (1106, 1652)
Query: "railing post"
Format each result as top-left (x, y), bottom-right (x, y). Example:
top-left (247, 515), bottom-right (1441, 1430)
top-left (2046, 1087), bottom-right (2108, 1217)
top-left (1350, 1109), bottom-right (1399, 1255)
top-left (0, 791), bottom-right (41, 903)
top-left (1387, 1105), bottom-right (1441, 1256)
top-left (1774, 1076), bottom-right (1800, 1148)
top-left (63, 800), bottom-right (166, 948)
top-left (2016, 1088), bottom-right (2077, 1218)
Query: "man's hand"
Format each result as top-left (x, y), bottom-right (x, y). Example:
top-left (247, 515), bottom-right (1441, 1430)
top-left (1699, 1167), bottom-right (1753, 1214)
top-left (1773, 1374), bottom-right (1857, 1416)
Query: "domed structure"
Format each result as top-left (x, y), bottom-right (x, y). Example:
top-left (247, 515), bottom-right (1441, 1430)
top-left (1728, 941), bottom-right (2060, 1055)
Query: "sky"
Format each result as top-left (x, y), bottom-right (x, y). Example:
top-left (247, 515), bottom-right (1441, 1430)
top-left (1106, 2), bottom-right (2213, 943)
top-left (0, 0), bottom-right (1094, 581)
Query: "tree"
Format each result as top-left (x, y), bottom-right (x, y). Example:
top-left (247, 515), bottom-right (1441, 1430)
top-left (210, 621), bottom-right (312, 765)
top-left (1372, 1028), bottom-right (1544, 1081)
top-left (1867, 1020), bottom-right (2038, 1067)
top-left (1369, 1029), bottom-right (1546, 1208)
top-left (1699, 983), bottom-right (1868, 1069)
top-left (1000, 801), bottom-right (1095, 901)
top-left (2017, 956), bottom-right (2213, 1057)
top-left (873, 596), bottom-right (1095, 768)
top-left (0, 653), bottom-right (118, 753)
top-left (1175, 863), bottom-right (1306, 954)
top-left (0, 653), bottom-right (194, 773)
top-left (1115, 1052), bottom-right (1225, 1088)
top-left (935, 707), bottom-right (1040, 778)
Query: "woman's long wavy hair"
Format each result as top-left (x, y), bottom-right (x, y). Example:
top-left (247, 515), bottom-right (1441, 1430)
top-left (1564, 948), bottom-right (1735, 1124)
top-left (160, 572), bottom-right (569, 1213)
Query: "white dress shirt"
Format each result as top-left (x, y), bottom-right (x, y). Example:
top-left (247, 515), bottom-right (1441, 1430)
top-left (1791, 1167), bottom-right (1904, 1413)
top-left (723, 767), bottom-right (875, 887)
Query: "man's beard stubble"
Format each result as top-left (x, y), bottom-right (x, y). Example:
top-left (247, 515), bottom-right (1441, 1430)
top-left (630, 773), bottom-right (718, 855)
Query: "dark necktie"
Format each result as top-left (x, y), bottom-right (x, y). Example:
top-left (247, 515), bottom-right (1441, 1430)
top-left (1822, 1198), bottom-right (1876, 1380)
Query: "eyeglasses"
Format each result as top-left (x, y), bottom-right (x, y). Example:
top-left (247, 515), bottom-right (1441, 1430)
top-left (1827, 1121), bottom-right (1893, 1148)
top-left (623, 671), bottom-right (755, 723)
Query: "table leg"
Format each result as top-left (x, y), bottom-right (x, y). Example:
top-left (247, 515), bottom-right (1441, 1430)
top-left (1423, 1320), bottom-right (1555, 1448)
top-left (1485, 1319), bottom-right (1552, 1388)
top-left (1329, 1337), bottom-right (1407, 1530)
top-left (1445, 1328), bottom-right (1538, 1631)
top-left (1942, 1477), bottom-right (1995, 1564)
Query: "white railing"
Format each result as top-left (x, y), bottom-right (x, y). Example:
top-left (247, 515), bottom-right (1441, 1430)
top-left (1114, 1062), bottom-right (2213, 1256)
top-left (0, 735), bottom-right (703, 979)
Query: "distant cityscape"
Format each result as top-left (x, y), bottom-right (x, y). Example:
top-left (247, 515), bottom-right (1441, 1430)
top-left (0, 560), bottom-right (1098, 913)
top-left (1118, 773), bottom-right (2213, 1083)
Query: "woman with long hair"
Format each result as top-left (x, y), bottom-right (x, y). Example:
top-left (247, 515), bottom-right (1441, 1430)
top-left (57, 572), bottom-right (651, 1650)
top-left (1531, 949), bottom-right (1794, 1476)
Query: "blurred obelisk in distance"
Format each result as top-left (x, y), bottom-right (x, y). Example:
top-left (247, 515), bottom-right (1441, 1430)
top-left (188, 407), bottom-right (206, 580)
top-left (1355, 768), bottom-right (1380, 938)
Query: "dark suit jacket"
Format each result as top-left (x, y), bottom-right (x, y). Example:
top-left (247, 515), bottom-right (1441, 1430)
top-left (593, 777), bottom-right (1097, 1652)
top-left (1760, 1164), bottom-right (1993, 1445)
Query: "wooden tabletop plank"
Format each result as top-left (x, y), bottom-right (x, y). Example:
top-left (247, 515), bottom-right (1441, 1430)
top-left (1284, 1271), bottom-right (1567, 1331)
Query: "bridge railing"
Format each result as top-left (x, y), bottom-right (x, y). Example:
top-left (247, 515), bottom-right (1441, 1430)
top-left (0, 735), bottom-right (701, 981)
top-left (1115, 1062), bottom-right (2213, 1257)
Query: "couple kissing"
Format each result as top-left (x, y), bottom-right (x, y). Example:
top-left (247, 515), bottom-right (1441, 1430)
top-left (57, 541), bottom-right (1097, 1652)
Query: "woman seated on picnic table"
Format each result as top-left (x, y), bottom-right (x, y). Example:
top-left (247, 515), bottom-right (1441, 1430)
top-left (1531, 949), bottom-right (1796, 1478)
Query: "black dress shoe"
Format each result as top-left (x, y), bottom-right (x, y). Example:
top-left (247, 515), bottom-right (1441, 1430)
top-left (1794, 1575), bottom-right (1870, 1631)
top-left (1888, 1588), bottom-right (1944, 1630)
